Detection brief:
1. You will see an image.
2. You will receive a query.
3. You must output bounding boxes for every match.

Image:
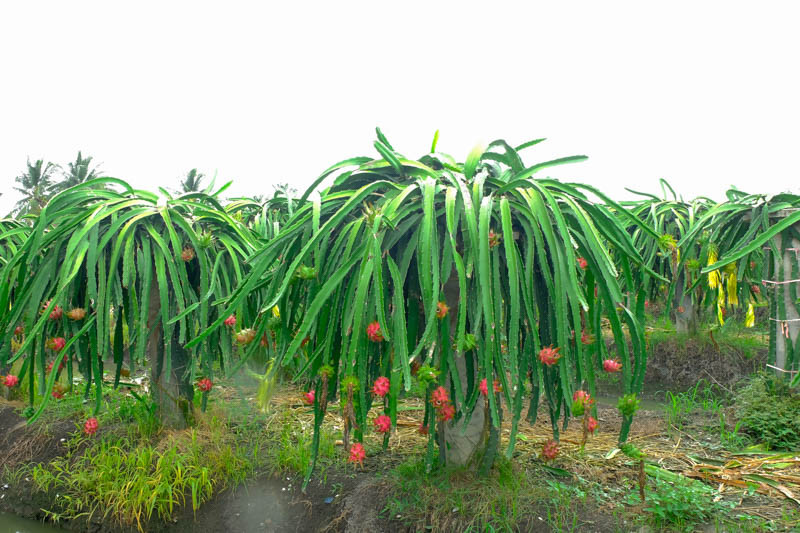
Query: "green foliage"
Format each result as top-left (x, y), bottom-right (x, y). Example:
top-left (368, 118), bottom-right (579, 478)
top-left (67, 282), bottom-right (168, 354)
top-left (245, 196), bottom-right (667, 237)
top-left (264, 410), bottom-right (336, 475)
top-left (664, 380), bottom-right (722, 432)
top-left (385, 457), bottom-right (550, 532)
top-left (29, 415), bottom-right (259, 530)
top-left (624, 470), bottom-right (732, 530)
top-left (619, 179), bottom-right (797, 329)
top-left (0, 178), bottom-right (268, 421)
top-left (200, 130), bottom-right (652, 487)
top-left (735, 373), bottom-right (800, 450)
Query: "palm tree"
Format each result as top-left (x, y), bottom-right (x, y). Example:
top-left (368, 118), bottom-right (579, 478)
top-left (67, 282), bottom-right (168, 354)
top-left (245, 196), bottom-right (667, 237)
top-left (50, 151), bottom-right (102, 193)
top-left (179, 169), bottom-right (205, 193)
top-left (13, 159), bottom-right (59, 216)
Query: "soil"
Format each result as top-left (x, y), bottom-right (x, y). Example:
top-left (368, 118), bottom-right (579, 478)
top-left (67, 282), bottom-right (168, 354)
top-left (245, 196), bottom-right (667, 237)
top-left (0, 352), bottom-right (788, 533)
top-left (595, 332), bottom-right (769, 400)
top-left (0, 400), bottom-right (632, 533)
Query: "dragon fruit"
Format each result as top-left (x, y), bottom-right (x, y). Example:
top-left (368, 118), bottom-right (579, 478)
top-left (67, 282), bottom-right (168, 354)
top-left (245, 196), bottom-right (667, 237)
top-left (366, 321), bottom-right (383, 342)
top-left (348, 442), bottom-right (366, 467)
top-left (3, 374), bottom-right (19, 387)
top-left (479, 378), bottom-right (502, 396)
top-left (223, 315), bottom-right (236, 327)
top-left (14, 325), bottom-right (23, 336)
top-left (577, 257), bottom-right (588, 269)
top-left (572, 390), bottom-right (594, 416)
top-left (372, 376), bottom-right (390, 397)
top-left (49, 305), bottom-right (63, 321)
top-left (47, 337), bottom-right (67, 352)
top-left (67, 308), bottom-right (87, 321)
top-left (437, 404), bottom-right (455, 422)
top-left (538, 346), bottom-right (562, 366)
top-left (436, 301), bottom-right (449, 319)
top-left (602, 359), bottom-right (622, 373)
top-left (618, 393), bottom-right (640, 417)
top-left (488, 229), bottom-right (502, 248)
top-left (84, 417), bottom-right (99, 436)
top-left (542, 439), bottom-right (559, 461)
top-left (580, 330), bottom-right (594, 345)
top-left (373, 414), bottom-right (391, 434)
top-left (587, 415), bottom-right (598, 434)
top-left (197, 378), bottom-right (213, 392)
top-left (303, 390), bottom-right (315, 405)
top-left (181, 247), bottom-right (195, 262)
top-left (417, 424), bottom-right (429, 436)
top-left (431, 386), bottom-right (449, 408)
top-left (47, 358), bottom-right (66, 373)
top-left (235, 328), bottom-right (256, 344)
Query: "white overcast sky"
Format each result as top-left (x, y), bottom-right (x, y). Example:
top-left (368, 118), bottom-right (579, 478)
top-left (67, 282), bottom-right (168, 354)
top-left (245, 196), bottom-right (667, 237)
top-left (1, 1), bottom-right (798, 216)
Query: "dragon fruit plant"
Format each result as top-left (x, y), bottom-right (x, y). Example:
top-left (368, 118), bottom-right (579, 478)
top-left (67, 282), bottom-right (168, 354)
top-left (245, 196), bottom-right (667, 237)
top-left (190, 130), bottom-right (652, 490)
top-left (0, 179), bottom-right (266, 427)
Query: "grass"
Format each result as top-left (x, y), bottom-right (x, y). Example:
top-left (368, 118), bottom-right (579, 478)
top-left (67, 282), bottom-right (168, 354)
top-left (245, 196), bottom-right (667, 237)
top-left (647, 320), bottom-right (768, 361)
top-left (382, 456), bottom-right (606, 532)
top-left (664, 379), bottom-right (723, 433)
top-left (263, 408), bottom-right (337, 477)
top-left (25, 395), bottom-right (266, 531)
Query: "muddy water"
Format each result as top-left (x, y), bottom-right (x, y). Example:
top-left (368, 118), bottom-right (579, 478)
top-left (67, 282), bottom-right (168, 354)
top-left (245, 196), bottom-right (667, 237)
top-left (0, 512), bottom-right (63, 533)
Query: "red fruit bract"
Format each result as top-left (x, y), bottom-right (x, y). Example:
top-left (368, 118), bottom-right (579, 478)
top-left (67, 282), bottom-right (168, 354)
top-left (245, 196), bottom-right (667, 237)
top-left (49, 305), bottom-right (63, 321)
top-left (488, 230), bottom-right (502, 248)
top-left (373, 414), bottom-right (391, 434)
top-left (348, 442), bottom-right (366, 467)
top-left (84, 417), bottom-right (99, 436)
top-left (436, 302), bottom-right (449, 319)
top-left (4, 374), bottom-right (19, 387)
top-left (573, 390), bottom-right (594, 407)
top-left (431, 386), bottom-right (449, 408)
top-left (47, 337), bottom-right (67, 352)
top-left (587, 416), bottom-right (598, 434)
top-left (366, 321), bottom-right (383, 342)
top-left (602, 359), bottom-right (622, 373)
top-left (197, 378), bottom-right (213, 392)
top-left (538, 346), bottom-right (562, 366)
top-left (303, 390), bottom-right (315, 405)
top-left (372, 376), bottom-right (390, 397)
top-left (224, 315), bottom-right (236, 327)
top-left (542, 439), bottom-right (559, 461)
top-left (437, 404), bottom-right (455, 422)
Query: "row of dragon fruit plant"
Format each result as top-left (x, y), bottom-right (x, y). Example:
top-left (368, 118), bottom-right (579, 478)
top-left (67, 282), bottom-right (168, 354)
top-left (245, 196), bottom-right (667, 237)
top-left (1, 131), bottom-right (796, 490)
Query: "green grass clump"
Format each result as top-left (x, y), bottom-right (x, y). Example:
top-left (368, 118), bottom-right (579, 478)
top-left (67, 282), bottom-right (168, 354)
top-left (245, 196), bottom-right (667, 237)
top-left (384, 456), bottom-right (588, 532)
top-left (734, 373), bottom-right (800, 450)
top-left (624, 468), bottom-right (733, 531)
top-left (663, 380), bottom-right (722, 432)
top-left (263, 409), bottom-right (336, 475)
top-left (29, 412), bottom-right (261, 531)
